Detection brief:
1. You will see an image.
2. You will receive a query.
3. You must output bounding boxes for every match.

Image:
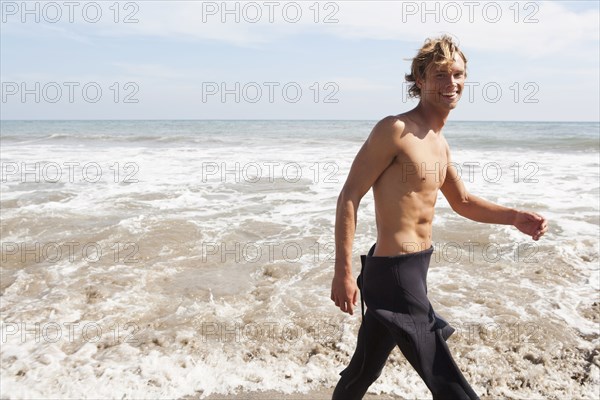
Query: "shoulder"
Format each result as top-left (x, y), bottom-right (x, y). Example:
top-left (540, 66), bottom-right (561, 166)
top-left (374, 114), bottom-right (407, 132)
top-left (369, 115), bottom-right (407, 144)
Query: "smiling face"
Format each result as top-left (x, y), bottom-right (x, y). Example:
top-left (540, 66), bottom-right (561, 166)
top-left (405, 35), bottom-right (468, 107)
top-left (418, 53), bottom-right (466, 111)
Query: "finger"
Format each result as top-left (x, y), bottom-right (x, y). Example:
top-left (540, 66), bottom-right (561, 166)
top-left (530, 213), bottom-right (544, 222)
top-left (347, 301), bottom-right (354, 315)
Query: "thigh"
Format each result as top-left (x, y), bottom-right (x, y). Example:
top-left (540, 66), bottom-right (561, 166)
top-left (355, 310), bottom-right (397, 373)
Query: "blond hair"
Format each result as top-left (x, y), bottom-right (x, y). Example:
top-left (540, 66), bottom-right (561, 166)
top-left (405, 35), bottom-right (467, 98)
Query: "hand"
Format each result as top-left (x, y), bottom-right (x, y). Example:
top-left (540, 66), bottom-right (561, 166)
top-left (514, 211), bottom-right (548, 241)
top-left (330, 274), bottom-right (359, 315)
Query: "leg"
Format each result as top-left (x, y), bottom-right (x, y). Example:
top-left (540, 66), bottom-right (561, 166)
top-left (428, 329), bottom-right (480, 400)
top-left (362, 248), bottom-right (479, 400)
top-left (332, 310), bottom-right (396, 400)
top-left (389, 319), bottom-right (479, 400)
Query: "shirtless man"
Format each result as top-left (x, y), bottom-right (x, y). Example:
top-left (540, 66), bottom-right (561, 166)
top-left (330, 35), bottom-right (548, 400)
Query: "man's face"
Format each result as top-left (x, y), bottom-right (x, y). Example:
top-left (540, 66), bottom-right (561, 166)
top-left (419, 53), bottom-right (466, 110)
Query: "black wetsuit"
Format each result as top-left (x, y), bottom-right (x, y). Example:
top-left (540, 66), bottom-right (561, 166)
top-left (332, 244), bottom-right (480, 400)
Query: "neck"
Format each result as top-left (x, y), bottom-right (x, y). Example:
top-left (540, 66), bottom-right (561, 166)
top-left (412, 101), bottom-right (450, 133)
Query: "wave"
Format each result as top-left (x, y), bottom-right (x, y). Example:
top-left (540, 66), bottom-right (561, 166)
top-left (1, 120), bottom-right (598, 152)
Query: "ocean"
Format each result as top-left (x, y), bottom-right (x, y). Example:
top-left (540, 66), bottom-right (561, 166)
top-left (1, 120), bottom-right (598, 399)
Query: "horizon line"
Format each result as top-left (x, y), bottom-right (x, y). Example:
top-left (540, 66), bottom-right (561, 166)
top-left (1, 119), bottom-right (598, 123)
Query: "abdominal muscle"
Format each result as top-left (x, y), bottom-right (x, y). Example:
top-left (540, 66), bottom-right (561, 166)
top-left (371, 163), bottom-right (442, 256)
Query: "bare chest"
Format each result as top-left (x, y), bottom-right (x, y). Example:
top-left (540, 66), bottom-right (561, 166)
top-left (392, 142), bottom-right (448, 190)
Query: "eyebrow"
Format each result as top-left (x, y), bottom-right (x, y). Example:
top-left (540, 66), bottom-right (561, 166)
top-left (435, 68), bottom-right (465, 75)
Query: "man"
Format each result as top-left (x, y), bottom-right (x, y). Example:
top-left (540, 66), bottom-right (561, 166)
top-left (330, 35), bottom-right (548, 400)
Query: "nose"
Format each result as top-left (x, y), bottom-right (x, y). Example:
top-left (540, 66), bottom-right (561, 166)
top-left (446, 74), bottom-right (462, 91)
top-left (441, 75), bottom-right (455, 91)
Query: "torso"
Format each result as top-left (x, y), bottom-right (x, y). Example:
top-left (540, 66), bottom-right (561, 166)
top-left (372, 115), bottom-right (448, 255)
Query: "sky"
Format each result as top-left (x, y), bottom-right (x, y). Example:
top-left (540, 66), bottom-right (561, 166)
top-left (1, 0), bottom-right (599, 121)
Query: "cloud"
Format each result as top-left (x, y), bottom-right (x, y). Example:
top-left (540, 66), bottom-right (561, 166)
top-left (323, 1), bottom-right (599, 59)
top-left (114, 1), bottom-right (600, 60)
top-left (1, 1), bottom-right (597, 121)
top-left (3, 1), bottom-right (597, 59)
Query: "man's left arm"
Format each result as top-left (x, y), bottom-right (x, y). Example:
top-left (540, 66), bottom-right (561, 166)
top-left (440, 144), bottom-right (548, 241)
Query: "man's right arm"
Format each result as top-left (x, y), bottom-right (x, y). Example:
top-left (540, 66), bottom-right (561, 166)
top-left (330, 116), bottom-right (404, 315)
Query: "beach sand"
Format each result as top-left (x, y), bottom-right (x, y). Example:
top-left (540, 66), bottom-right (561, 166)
top-left (190, 390), bottom-right (513, 399)
top-left (184, 389), bottom-right (504, 399)
top-left (189, 390), bottom-right (403, 399)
